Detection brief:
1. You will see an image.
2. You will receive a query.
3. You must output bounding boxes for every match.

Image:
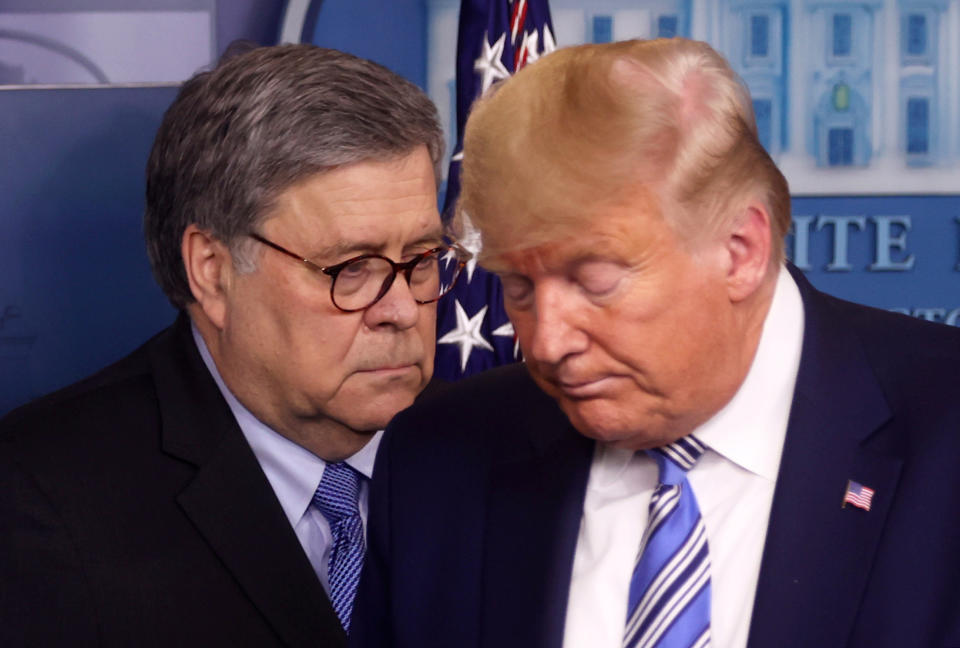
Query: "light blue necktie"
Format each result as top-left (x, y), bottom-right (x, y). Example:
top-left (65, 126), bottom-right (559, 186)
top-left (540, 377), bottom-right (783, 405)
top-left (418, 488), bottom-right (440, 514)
top-left (312, 461), bottom-right (365, 634)
top-left (624, 436), bottom-right (712, 648)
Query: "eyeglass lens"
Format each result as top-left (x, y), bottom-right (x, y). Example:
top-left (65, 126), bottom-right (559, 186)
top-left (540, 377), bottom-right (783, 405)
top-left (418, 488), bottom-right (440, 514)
top-left (333, 250), bottom-right (455, 311)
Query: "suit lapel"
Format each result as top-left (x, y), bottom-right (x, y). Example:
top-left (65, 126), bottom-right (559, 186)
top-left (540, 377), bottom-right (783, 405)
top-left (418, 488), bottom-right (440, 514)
top-left (480, 414), bottom-right (594, 648)
top-left (151, 315), bottom-right (344, 648)
top-left (176, 433), bottom-right (344, 648)
top-left (748, 271), bottom-right (902, 647)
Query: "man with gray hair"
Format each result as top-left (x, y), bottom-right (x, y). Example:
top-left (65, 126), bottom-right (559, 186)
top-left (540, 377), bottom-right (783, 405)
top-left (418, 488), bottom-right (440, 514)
top-left (1, 44), bottom-right (464, 647)
top-left (352, 39), bottom-right (960, 647)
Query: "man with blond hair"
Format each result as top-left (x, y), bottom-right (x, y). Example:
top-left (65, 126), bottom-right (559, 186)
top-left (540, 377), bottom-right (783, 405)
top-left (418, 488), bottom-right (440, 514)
top-left (351, 39), bottom-right (960, 648)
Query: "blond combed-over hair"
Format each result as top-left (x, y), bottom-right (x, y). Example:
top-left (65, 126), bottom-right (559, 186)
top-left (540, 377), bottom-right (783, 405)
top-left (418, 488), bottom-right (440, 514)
top-left (460, 38), bottom-right (790, 264)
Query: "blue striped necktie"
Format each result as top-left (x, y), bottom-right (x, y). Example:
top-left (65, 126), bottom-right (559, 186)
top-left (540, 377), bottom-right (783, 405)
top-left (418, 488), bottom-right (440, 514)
top-left (624, 436), bottom-right (711, 648)
top-left (312, 461), bottom-right (365, 634)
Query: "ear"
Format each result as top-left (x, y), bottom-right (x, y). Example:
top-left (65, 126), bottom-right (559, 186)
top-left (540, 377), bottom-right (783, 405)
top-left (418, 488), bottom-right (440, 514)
top-left (182, 224), bottom-right (233, 329)
top-left (724, 203), bottom-right (773, 302)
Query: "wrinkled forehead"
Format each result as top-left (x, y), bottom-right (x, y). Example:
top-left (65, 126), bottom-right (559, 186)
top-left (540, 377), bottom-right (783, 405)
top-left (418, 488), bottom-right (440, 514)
top-left (468, 178), bottom-right (667, 266)
top-left (461, 124), bottom-right (671, 265)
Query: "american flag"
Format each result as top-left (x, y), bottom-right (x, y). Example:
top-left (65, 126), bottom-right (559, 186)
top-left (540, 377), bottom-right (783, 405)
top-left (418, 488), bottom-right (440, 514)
top-left (842, 480), bottom-right (875, 511)
top-left (434, 0), bottom-right (556, 381)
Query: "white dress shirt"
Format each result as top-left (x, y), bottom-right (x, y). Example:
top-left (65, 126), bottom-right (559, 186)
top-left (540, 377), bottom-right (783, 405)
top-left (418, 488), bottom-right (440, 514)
top-left (192, 325), bottom-right (381, 594)
top-left (563, 266), bottom-right (805, 648)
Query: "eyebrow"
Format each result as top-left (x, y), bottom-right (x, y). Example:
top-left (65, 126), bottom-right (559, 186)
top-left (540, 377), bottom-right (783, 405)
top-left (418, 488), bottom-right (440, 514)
top-left (317, 226), bottom-right (446, 262)
top-left (480, 249), bottom-right (623, 277)
top-left (478, 257), bottom-right (510, 275)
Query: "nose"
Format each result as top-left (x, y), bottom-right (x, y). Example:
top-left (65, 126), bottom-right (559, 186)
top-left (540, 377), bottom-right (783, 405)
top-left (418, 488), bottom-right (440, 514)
top-left (363, 271), bottom-right (421, 330)
top-left (526, 281), bottom-right (588, 365)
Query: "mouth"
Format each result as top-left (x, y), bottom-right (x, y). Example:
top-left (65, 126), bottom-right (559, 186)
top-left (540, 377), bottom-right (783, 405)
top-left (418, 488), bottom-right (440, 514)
top-left (358, 363), bottom-right (418, 375)
top-left (554, 376), bottom-right (616, 399)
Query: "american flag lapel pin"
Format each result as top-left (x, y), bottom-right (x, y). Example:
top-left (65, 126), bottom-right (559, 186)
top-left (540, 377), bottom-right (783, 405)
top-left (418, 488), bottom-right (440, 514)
top-left (842, 480), bottom-right (875, 511)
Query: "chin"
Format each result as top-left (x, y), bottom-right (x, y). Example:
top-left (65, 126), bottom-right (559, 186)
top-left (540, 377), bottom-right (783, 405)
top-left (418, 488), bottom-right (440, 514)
top-left (339, 412), bottom-right (397, 435)
top-left (561, 401), bottom-right (626, 440)
top-left (364, 391), bottom-right (420, 428)
top-left (560, 401), bottom-right (672, 450)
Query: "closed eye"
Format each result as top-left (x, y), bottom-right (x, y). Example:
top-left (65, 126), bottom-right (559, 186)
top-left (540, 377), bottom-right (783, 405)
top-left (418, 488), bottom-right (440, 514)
top-left (574, 260), bottom-right (629, 297)
top-left (501, 274), bottom-right (534, 307)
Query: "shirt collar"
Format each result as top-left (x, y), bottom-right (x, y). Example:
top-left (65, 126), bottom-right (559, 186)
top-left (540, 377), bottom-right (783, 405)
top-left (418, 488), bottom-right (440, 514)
top-left (692, 265), bottom-right (805, 481)
top-left (190, 323), bottom-right (382, 528)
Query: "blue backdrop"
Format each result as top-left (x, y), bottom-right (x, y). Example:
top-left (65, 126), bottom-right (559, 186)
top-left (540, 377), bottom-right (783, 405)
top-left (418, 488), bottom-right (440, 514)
top-left (791, 195), bottom-right (960, 326)
top-left (0, 86), bottom-right (178, 413)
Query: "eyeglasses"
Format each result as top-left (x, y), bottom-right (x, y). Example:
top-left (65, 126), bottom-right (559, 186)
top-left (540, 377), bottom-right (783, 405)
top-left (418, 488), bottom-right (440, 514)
top-left (249, 232), bottom-right (470, 313)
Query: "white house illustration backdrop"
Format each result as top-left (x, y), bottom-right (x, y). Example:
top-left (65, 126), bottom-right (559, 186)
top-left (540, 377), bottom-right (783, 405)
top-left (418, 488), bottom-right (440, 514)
top-left (427, 0), bottom-right (960, 195)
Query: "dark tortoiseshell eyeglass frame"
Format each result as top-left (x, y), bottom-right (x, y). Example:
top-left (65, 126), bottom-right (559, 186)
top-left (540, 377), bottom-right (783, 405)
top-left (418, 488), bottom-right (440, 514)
top-left (248, 232), bottom-right (471, 313)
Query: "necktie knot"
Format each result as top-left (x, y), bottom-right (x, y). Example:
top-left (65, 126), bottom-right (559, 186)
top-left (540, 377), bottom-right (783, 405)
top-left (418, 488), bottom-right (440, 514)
top-left (646, 436), bottom-right (707, 486)
top-left (312, 462), bottom-right (362, 525)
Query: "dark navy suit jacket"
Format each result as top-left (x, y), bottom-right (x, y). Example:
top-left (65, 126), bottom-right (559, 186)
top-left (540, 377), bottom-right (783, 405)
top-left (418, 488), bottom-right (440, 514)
top-left (0, 314), bottom-right (345, 647)
top-left (352, 267), bottom-right (960, 648)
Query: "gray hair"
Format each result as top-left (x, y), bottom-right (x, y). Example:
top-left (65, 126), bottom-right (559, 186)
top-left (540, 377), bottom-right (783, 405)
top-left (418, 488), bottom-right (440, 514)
top-left (144, 44), bottom-right (444, 309)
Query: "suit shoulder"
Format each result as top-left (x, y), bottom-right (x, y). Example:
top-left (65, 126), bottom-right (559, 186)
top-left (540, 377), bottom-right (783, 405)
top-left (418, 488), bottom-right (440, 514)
top-left (822, 294), bottom-right (960, 374)
top-left (794, 266), bottom-right (960, 361)
top-left (828, 294), bottom-right (960, 355)
top-left (386, 363), bottom-right (569, 456)
top-left (402, 363), bottom-right (555, 422)
top-left (0, 337), bottom-right (161, 456)
top-left (820, 295), bottom-right (960, 428)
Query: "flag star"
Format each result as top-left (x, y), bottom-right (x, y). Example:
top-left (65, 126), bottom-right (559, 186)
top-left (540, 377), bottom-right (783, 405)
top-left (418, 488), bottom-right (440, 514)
top-left (542, 24), bottom-right (556, 55)
top-left (474, 32), bottom-right (510, 93)
top-left (441, 247), bottom-right (458, 270)
top-left (457, 213), bottom-right (483, 283)
top-left (518, 29), bottom-right (539, 67)
top-left (492, 321), bottom-right (514, 337)
top-left (442, 213), bottom-right (483, 282)
top-left (492, 320), bottom-right (521, 358)
top-left (438, 301), bottom-right (494, 372)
